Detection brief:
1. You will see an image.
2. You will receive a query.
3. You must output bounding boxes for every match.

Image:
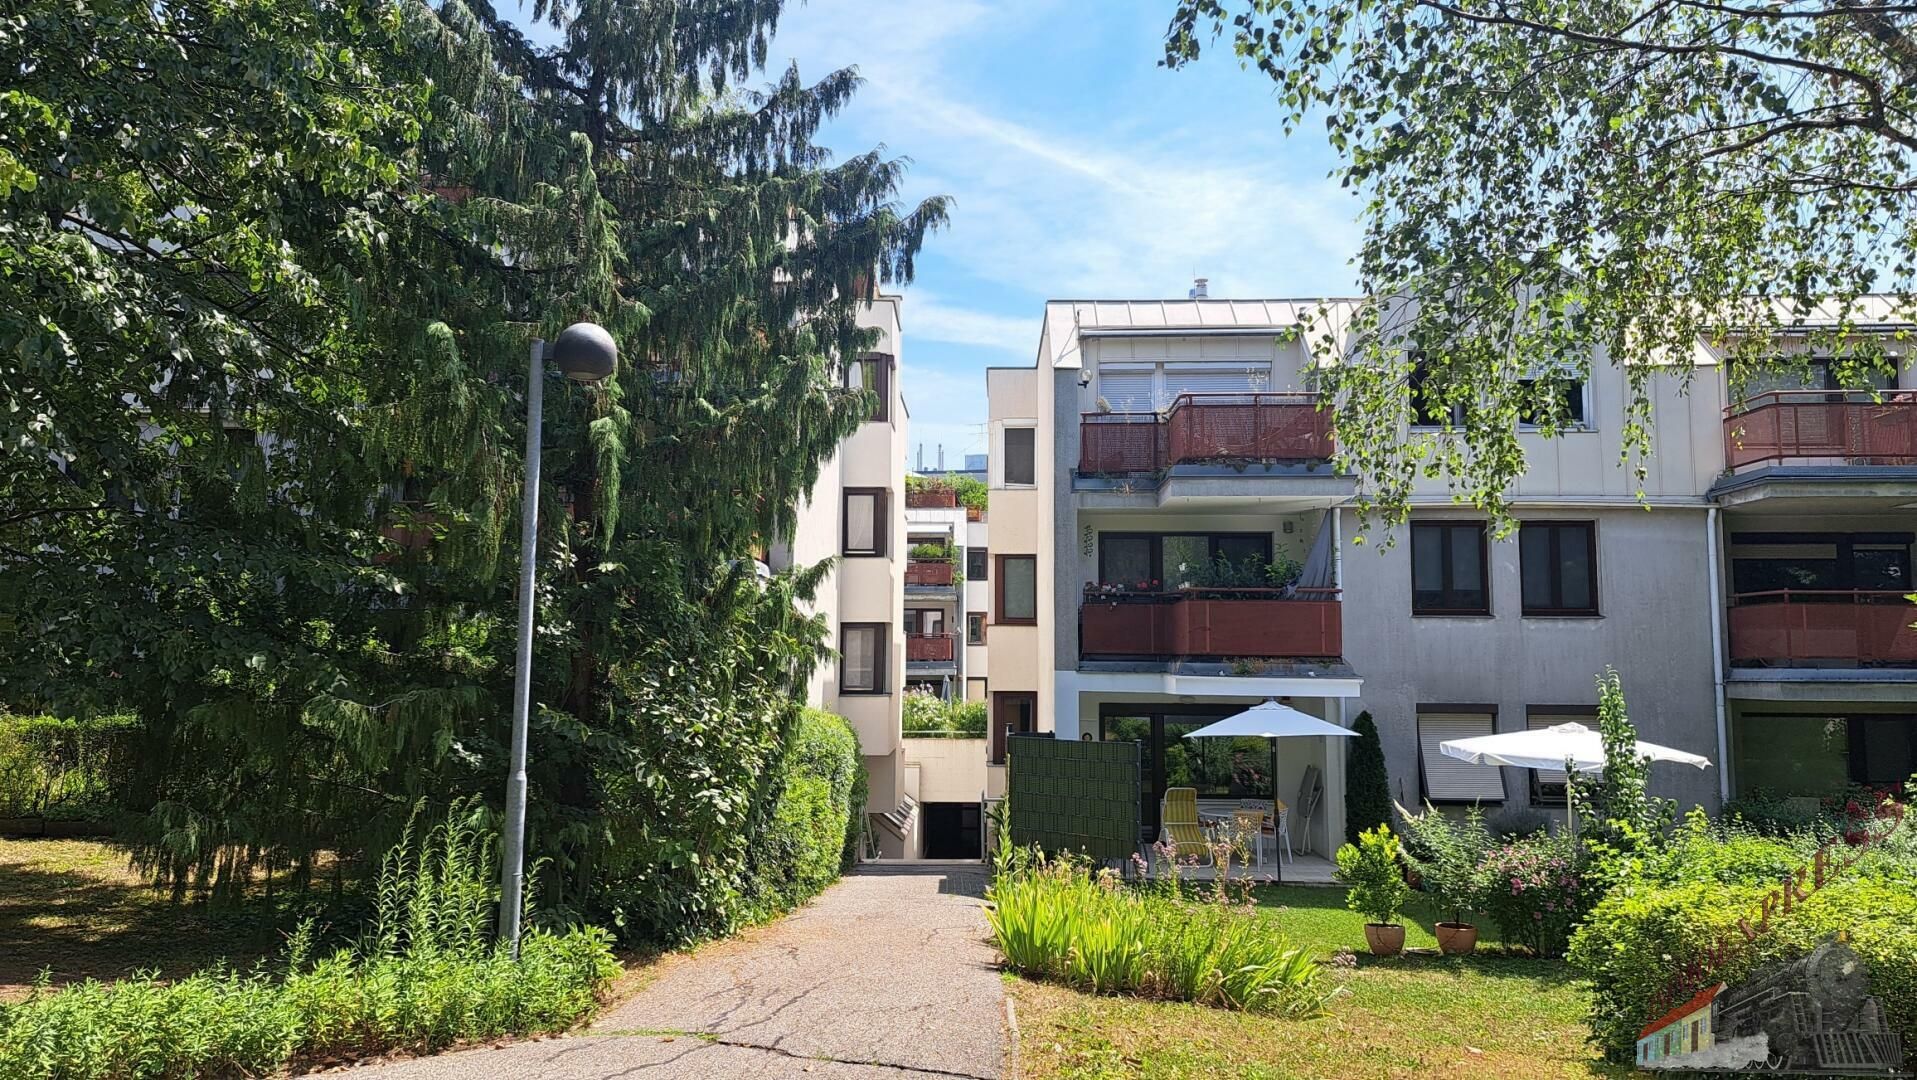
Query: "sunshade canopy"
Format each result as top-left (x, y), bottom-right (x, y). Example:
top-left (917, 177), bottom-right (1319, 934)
top-left (1438, 722), bottom-right (1711, 773)
top-left (1182, 699), bottom-right (1359, 741)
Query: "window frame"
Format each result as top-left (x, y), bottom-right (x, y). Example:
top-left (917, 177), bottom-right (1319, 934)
top-left (838, 622), bottom-right (888, 695)
top-left (850, 353), bottom-right (891, 423)
top-left (966, 612), bottom-right (986, 645)
top-left (991, 691), bottom-right (1038, 764)
top-left (1408, 354), bottom-right (1468, 429)
top-left (1416, 707), bottom-right (1507, 804)
top-left (841, 487), bottom-right (888, 557)
top-left (1410, 521), bottom-right (1491, 616)
top-left (1520, 520), bottom-right (1601, 617)
top-left (1516, 376), bottom-right (1590, 429)
top-left (1096, 531), bottom-right (1275, 588)
top-left (966, 546), bottom-right (989, 580)
top-left (1003, 426), bottom-right (1037, 487)
top-left (996, 554), bottom-right (1038, 625)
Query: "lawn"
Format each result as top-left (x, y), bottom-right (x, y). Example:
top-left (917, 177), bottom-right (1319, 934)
top-left (1010, 884), bottom-right (1631, 1080)
top-left (0, 837), bottom-right (346, 999)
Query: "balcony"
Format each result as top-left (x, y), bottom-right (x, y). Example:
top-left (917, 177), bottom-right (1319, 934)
top-left (906, 487), bottom-right (957, 509)
top-left (1079, 590), bottom-right (1343, 661)
top-left (1724, 392), bottom-right (1917, 472)
top-left (907, 632), bottom-right (957, 663)
top-left (1079, 393), bottom-right (1334, 475)
top-left (905, 559), bottom-right (955, 586)
top-left (1727, 590), bottom-right (1917, 666)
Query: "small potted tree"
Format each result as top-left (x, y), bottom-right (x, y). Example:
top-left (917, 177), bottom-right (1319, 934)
top-left (1335, 824), bottom-right (1411, 956)
top-left (1396, 801), bottom-right (1493, 955)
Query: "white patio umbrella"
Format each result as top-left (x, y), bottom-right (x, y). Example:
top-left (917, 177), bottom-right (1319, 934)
top-left (1437, 722), bottom-right (1711, 836)
top-left (1184, 700), bottom-right (1357, 877)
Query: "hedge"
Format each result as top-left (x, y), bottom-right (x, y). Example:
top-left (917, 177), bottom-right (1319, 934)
top-left (0, 714), bottom-right (139, 821)
top-left (744, 708), bottom-right (865, 919)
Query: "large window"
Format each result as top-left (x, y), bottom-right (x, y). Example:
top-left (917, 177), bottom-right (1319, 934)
top-left (1003, 427), bottom-right (1036, 486)
top-left (1411, 522), bottom-right (1489, 615)
top-left (842, 488), bottom-right (887, 557)
top-left (1408, 355), bottom-right (1465, 428)
top-left (967, 546), bottom-right (989, 580)
top-left (839, 623), bottom-right (887, 694)
top-left (848, 354), bottom-right (890, 422)
top-left (1520, 521), bottom-right (1599, 616)
top-left (997, 555), bottom-right (1037, 624)
top-left (1729, 533), bottom-right (1912, 595)
top-left (1517, 377), bottom-right (1588, 427)
top-left (1417, 711), bottom-right (1505, 803)
top-left (1097, 532), bottom-right (1274, 590)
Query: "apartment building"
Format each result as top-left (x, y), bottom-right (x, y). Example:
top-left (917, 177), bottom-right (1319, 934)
top-left (984, 294), bottom-right (1917, 861)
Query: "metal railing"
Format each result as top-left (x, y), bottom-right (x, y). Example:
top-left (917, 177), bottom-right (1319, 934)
top-left (1723, 391), bottom-right (1917, 470)
top-left (1079, 587), bottom-right (1343, 660)
top-left (1079, 393), bottom-right (1334, 474)
top-left (904, 559), bottom-right (955, 586)
top-left (1727, 589), bottom-right (1917, 665)
top-left (906, 632), bottom-right (957, 662)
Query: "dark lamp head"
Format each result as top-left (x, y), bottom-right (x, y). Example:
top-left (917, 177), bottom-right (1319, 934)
top-left (551, 322), bottom-right (617, 382)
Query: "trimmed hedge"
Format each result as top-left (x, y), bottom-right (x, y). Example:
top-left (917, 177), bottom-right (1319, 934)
top-left (745, 708), bottom-right (865, 919)
top-left (0, 714), bottom-right (138, 821)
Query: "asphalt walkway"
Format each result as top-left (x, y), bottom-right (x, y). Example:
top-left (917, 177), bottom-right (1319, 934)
top-left (340, 863), bottom-right (1005, 1079)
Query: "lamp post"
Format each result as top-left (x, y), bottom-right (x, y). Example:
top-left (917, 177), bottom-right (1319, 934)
top-left (500, 322), bottom-right (617, 957)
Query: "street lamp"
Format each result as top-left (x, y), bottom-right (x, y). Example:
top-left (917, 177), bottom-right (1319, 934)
top-left (500, 322), bottom-right (617, 957)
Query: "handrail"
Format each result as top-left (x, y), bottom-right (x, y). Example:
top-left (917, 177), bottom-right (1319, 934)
top-left (1729, 589), bottom-right (1911, 604)
top-left (1082, 587), bottom-right (1342, 601)
top-left (905, 630), bottom-right (959, 638)
top-left (1725, 389), bottom-right (1917, 417)
top-left (1081, 391), bottom-right (1323, 421)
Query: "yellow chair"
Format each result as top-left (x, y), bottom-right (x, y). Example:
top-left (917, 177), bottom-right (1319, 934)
top-left (1159, 787), bottom-right (1213, 864)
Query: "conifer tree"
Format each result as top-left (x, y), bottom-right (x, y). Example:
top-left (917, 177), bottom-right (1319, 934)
top-left (1345, 711), bottom-right (1392, 844)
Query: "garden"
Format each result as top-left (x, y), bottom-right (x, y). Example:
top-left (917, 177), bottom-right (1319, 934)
top-left (989, 673), bottom-right (1917, 1078)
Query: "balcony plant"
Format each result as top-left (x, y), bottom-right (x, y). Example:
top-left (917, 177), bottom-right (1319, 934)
top-left (1083, 578), bottom-right (1160, 600)
top-left (1173, 552), bottom-right (1305, 597)
top-left (1395, 801), bottom-right (1493, 954)
top-left (1334, 825), bottom-right (1411, 956)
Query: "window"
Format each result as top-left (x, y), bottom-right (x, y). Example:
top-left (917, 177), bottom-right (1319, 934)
top-left (1409, 355), bottom-right (1466, 427)
top-left (997, 555), bottom-right (1037, 624)
top-left (1003, 427), bottom-right (1036, 486)
top-left (1526, 708), bottom-right (1591, 805)
top-left (1729, 532), bottom-right (1912, 595)
top-left (1097, 532), bottom-right (1273, 589)
top-left (1517, 377), bottom-right (1588, 427)
top-left (966, 612), bottom-right (986, 645)
top-left (1417, 711), bottom-right (1505, 803)
top-left (1520, 521), bottom-right (1599, 615)
top-left (839, 623), bottom-right (886, 694)
top-left (906, 608), bottom-right (945, 635)
top-left (991, 692), bottom-right (1037, 763)
top-left (842, 488), bottom-right (887, 556)
top-left (1096, 362), bottom-right (1272, 410)
top-left (848, 354), bottom-right (890, 422)
top-left (967, 546), bottom-right (989, 580)
top-left (1410, 522), bottom-right (1489, 615)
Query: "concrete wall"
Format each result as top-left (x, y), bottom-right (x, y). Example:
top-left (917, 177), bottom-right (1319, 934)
top-left (1340, 504), bottom-right (1723, 815)
top-left (903, 737), bottom-right (989, 803)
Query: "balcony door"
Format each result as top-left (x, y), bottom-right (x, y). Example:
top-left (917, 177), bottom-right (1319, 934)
top-left (906, 608), bottom-right (946, 636)
top-left (991, 692), bottom-right (1036, 764)
top-left (1099, 705), bottom-right (1276, 834)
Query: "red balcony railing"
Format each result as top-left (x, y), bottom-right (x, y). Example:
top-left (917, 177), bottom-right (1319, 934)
top-left (1724, 391), bottom-right (1917, 470)
top-left (1079, 590), bottom-right (1343, 660)
top-left (1728, 590), bottom-right (1917, 665)
top-left (906, 488), bottom-right (958, 508)
top-left (907, 632), bottom-right (957, 662)
top-left (905, 559), bottom-right (955, 586)
top-left (1079, 393), bottom-right (1334, 474)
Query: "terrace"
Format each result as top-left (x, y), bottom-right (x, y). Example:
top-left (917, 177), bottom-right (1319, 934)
top-left (1723, 391), bottom-right (1917, 472)
top-left (1079, 589), bottom-right (1343, 662)
top-left (1078, 393), bottom-right (1335, 475)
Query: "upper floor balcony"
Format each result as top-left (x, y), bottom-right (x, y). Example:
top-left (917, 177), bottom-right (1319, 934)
top-left (906, 632), bottom-right (958, 664)
top-left (1079, 393), bottom-right (1335, 475)
top-left (1723, 392), bottom-right (1917, 473)
top-left (1727, 590), bottom-right (1917, 667)
top-left (905, 558), bottom-right (955, 587)
top-left (906, 487), bottom-right (957, 509)
top-left (1079, 588), bottom-right (1343, 663)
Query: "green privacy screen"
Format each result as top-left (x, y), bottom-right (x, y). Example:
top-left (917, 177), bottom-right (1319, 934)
top-left (1007, 734), bottom-right (1140, 863)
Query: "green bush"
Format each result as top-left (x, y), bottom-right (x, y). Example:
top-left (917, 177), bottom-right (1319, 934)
top-left (0, 807), bottom-right (619, 1079)
top-left (1396, 803), bottom-right (1492, 926)
top-left (1477, 832), bottom-right (1591, 958)
top-left (986, 857), bottom-right (1334, 1015)
top-left (1333, 825), bottom-right (1409, 926)
top-left (902, 693), bottom-right (986, 736)
top-left (745, 708), bottom-right (865, 919)
top-left (0, 713), bottom-right (139, 820)
top-left (1343, 711), bottom-right (1390, 844)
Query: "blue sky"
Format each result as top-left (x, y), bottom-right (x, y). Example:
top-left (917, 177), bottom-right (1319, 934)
top-left (523, 1), bottom-right (1367, 461)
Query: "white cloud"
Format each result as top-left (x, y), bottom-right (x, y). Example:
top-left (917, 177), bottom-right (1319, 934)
top-left (905, 294), bottom-right (1036, 356)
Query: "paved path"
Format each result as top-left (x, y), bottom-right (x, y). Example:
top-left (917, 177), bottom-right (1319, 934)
top-left (341, 863), bottom-right (1005, 1079)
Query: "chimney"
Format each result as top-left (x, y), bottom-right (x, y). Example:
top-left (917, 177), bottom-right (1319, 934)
top-left (1189, 276), bottom-right (1210, 299)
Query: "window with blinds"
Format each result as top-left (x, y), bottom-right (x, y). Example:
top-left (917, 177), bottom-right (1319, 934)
top-left (1097, 371), bottom-right (1154, 411)
top-left (1093, 362), bottom-right (1272, 410)
top-left (1417, 713), bottom-right (1505, 803)
top-left (1527, 710), bottom-right (1589, 805)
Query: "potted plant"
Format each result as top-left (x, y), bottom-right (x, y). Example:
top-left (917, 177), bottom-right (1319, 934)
top-left (1334, 824), bottom-right (1411, 956)
top-left (1396, 801), bottom-right (1493, 955)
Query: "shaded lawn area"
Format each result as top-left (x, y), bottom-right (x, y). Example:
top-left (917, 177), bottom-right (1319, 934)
top-left (0, 837), bottom-right (349, 999)
top-left (1010, 884), bottom-right (1632, 1080)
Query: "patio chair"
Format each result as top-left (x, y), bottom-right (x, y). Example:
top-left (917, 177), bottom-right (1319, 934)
top-left (1159, 787), bottom-right (1213, 865)
top-left (1241, 798), bottom-right (1294, 865)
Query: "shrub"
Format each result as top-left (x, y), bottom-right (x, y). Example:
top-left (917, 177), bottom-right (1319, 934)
top-left (1396, 803), bottom-right (1492, 926)
top-left (746, 708), bottom-right (865, 918)
top-left (0, 713), bottom-right (139, 820)
top-left (1567, 670), bottom-right (1675, 858)
top-left (1486, 805), bottom-right (1551, 840)
top-left (902, 692), bottom-right (986, 736)
top-left (1343, 711), bottom-right (1390, 844)
top-left (0, 807), bottom-right (620, 1079)
top-left (1478, 832), bottom-right (1589, 958)
top-left (1333, 825), bottom-right (1409, 926)
top-left (986, 857), bottom-right (1335, 1016)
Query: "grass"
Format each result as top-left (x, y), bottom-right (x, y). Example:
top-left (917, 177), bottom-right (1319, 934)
top-left (0, 837), bottom-right (346, 999)
top-left (1009, 883), bottom-right (1632, 1080)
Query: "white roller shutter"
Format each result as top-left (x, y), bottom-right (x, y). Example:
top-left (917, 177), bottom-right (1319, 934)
top-left (1164, 367), bottom-right (1264, 400)
top-left (1418, 713), bottom-right (1505, 803)
top-left (1097, 371), bottom-right (1155, 411)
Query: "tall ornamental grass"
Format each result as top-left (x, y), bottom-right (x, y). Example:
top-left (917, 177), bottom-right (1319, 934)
top-left (0, 806), bottom-right (618, 1079)
top-left (986, 855), bottom-right (1335, 1016)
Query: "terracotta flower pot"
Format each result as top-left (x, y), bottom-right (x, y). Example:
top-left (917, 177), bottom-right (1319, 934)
top-left (1363, 923), bottom-right (1405, 957)
top-left (1435, 921), bottom-right (1479, 955)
